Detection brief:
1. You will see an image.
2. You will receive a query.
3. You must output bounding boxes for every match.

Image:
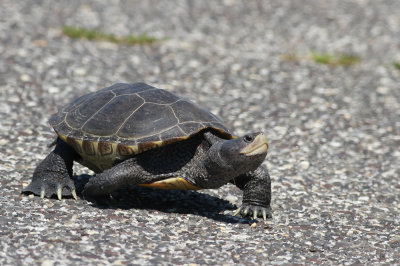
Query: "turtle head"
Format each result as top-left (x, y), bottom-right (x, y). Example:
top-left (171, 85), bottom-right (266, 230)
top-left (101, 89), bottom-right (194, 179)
top-left (206, 132), bottom-right (268, 176)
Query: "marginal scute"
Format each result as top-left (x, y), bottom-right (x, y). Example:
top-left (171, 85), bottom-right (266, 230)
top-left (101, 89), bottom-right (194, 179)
top-left (82, 140), bottom-right (96, 156)
top-left (117, 144), bottom-right (135, 156)
top-left (98, 141), bottom-right (113, 156)
top-left (66, 137), bottom-right (82, 153)
top-left (159, 137), bottom-right (185, 148)
top-left (213, 127), bottom-right (234, 139)
top-left (137, 141), bottom-right (162, 154)
top-left (68, 129), bottom-right (84, 140)
top-left (202, 122), bottom-right (231, 138)
top-left (51, 120), bottom-right (72, 135)
top-left (49, 112), bottom-right (63, 127)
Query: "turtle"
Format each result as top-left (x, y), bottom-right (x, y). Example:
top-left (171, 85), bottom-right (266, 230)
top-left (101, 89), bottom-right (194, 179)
top-left (23, 83), bottom-right (272, 220)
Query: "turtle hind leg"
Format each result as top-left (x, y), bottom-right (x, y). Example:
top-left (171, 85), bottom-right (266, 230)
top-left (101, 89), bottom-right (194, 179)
top-left (82, 158), bottom-right (142, 197)
top-left (23, 138), bottom-right (78, 200)
top-left (82, 157), bottom-right (177, 198)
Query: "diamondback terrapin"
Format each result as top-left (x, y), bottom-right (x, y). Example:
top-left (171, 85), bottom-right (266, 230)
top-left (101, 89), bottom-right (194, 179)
top-left (23, 83), bottom-right (272, 219)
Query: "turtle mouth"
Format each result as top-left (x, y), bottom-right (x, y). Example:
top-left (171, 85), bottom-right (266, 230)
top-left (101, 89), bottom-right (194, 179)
top-left (240, 133), bottom-right (268, 156)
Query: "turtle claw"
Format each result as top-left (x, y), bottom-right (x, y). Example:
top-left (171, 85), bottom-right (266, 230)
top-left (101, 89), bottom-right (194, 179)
top-left (233, 204), bottom-right (272, 220)
top-left (23, 177), bottom-right (77, 200)
top-left (262, 210), bottom-right (267, 221)
top-left (253, 210), bottom-right (258, 220)
top-left (40, 189), bottom-right (45, 199)
top-left (71, 189), bottom-right (78, 200)
top-left (57, 187), bottom-right (62, 200)
top-left (233, 208), bottom-right (241, 216)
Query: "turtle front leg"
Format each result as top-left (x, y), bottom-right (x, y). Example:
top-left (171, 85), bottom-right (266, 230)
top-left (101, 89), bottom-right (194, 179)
top-left (231, 165), bottom-right (272, 220)
top-left (23, 139), bottom-right (77, 200)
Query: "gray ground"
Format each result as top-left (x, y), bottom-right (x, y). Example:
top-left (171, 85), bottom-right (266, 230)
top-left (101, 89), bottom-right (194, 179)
top-left (1, 0), bottom-right (399, 265)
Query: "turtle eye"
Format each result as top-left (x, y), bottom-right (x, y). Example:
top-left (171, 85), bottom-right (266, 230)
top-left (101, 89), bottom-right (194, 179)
top-left (243, 135), bottom-right (254, 143)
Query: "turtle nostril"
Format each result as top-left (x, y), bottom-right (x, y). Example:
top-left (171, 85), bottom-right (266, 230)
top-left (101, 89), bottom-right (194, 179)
top-left (243, 135), bottom-right (254, 143)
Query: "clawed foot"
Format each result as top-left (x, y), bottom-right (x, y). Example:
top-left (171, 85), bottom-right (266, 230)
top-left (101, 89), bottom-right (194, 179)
top-left (22, 178), bottom-right (78, 200)
top-left (233, 204), bottom-right (272, 220)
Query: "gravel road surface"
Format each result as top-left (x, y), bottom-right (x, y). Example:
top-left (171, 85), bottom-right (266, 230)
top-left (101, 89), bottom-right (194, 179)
top-left (1, 0), bottom-right (399, 264)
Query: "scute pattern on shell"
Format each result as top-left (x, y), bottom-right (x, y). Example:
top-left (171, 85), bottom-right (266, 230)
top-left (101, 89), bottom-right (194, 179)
top-left (49, 83), bottom-right (232, 158)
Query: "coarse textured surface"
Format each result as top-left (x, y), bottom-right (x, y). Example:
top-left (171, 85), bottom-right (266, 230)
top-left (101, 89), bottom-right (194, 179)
top-left (1, 0), bottom-right (399, 265)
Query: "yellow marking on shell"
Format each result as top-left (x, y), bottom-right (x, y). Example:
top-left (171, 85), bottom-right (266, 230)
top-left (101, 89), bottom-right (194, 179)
top-left (132, 144), bottom-right (139, 154)
top-left (138, 177), bottom-right (201, 190)
top-left (137, 140), bottom-right (164, 153)
top-left (118, 143), bottom-right (139, 155)
top-left (98, 141), bottom-right (113, 156)
top-left (58, 133), bottom-right (67, 142)
top-left (117, 144), bottom-right (135, 156)
top-left (55, 128), bottom-right (235, 173)
top-left (59, 134), bottom-right (82, 147)
top-left (82, 140), bottom-right (96, 155)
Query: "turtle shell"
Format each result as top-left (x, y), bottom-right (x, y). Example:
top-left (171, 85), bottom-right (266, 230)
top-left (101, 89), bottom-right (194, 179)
top-left (49, 83), bottom-right (233, 172)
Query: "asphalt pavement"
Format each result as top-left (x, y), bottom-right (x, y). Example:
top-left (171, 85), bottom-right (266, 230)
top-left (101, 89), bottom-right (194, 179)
top-left (1, 0), bottom-right (399, 264)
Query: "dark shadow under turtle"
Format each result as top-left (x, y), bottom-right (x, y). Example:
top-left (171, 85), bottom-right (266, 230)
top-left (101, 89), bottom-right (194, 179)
top-left (72, 174), bottom-right (251, 224)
